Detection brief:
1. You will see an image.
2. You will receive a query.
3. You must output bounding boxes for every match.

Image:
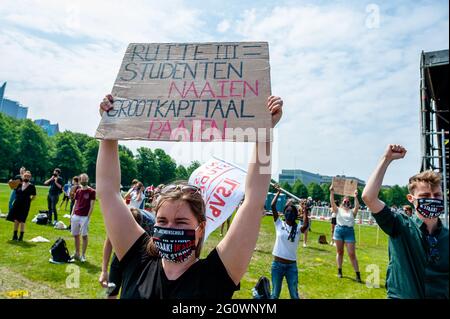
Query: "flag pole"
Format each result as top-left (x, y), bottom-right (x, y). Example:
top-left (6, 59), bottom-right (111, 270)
top-left (212, 155), bottom-right (302, 201)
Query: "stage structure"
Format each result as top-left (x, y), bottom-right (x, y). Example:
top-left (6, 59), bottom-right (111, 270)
top-left (420, 49), bottom-right (449, 226)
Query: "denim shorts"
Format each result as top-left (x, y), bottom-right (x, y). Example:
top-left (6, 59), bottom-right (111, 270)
top-left (333, 225), bottom-right (356, 243)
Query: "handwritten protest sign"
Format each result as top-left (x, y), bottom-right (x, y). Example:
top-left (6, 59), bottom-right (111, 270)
top-left (188, 158), bottom-right (246, 240)
top-left (332, 177), bottom-right (358, 197)
top-left (95, 42), bottom-right (272, 142)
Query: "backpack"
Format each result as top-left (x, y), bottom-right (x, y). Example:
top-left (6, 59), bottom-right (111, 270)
top-left (36, 211), bottom-right (49, 225)
top-left (252, 276), bottom-right (271, 299)
top-left (318, 234), bottom-right (328, 245)
top-left (49, 238), bottom-right (72, 263)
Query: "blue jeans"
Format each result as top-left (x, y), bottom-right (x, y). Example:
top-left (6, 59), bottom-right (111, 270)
top-left (333, 225), bottom-right (356, 243)
top-left (271, 260), bottom-right (299, 299)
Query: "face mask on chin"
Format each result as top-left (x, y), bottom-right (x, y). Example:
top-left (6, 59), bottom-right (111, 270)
top-left (412, 197), bottom-right (444, 219)
top-left (152, 225), bottom-right (200, 263)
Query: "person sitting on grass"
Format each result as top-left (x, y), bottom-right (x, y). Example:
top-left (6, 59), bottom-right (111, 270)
top-left (362, 144), bottom-right (448, 299)
top-left (96, 94), bottom-right (283, 299)
top-left (330, 186), bottom-right (362, 283)
top-left (70, 173), bottom-right (96, 263)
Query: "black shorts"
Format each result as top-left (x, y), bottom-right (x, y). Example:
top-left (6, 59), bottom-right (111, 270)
top-left (108, 254), bottom-right (122, 297)
top-left (331, 217), bottom-right (337, 225)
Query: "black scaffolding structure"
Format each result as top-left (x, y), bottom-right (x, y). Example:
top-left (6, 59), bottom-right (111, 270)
top-left (420, 49), bottom-right (449, 226)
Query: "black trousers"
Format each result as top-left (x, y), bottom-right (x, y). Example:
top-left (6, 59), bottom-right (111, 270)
top-left (47, 193), bottom-right (60, 222)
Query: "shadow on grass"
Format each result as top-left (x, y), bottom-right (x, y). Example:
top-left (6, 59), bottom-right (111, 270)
top-left (303, 246), bottom-right (330, 252)
top-left (74, 260), bottom-right (102, 274)
top-left (6, 240), bottom-right (36, 248)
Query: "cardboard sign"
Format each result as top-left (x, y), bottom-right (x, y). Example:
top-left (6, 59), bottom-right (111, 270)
top-left (8, 179), bottom-right (20, 190)
top-left (332, 177), bottom-right (358, 197)
top-left (95, 42), bottom-right (272, 142)
top-left (188, 158), bottom-right (246, 241)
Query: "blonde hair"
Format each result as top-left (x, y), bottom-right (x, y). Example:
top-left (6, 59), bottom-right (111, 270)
top-left (408, 170), bottom-right (442, 194)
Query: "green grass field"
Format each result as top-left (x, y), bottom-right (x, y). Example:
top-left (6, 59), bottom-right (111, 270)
top-left (0, 183), bottom-right (390, 299)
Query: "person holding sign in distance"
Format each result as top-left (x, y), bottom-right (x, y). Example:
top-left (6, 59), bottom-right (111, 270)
top-left (270, 185), bottom-right (308, 299)
top-left (96, 94), bottom-right (283, 299)
top-left (362, 144), bottom-right (448, 299)
top-left (330, 186), bottom-right (362, 283)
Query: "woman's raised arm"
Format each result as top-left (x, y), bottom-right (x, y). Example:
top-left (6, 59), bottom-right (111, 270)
top-left (96, 96), bottom-right (144, 260)
top-left (217, 96), bottom-right (283, 285)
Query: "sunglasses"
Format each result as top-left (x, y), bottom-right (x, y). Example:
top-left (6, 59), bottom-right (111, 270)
top-left (161, 184), bottom-right (200, 194)
top-left (426, 234), bottom-right (440, 264)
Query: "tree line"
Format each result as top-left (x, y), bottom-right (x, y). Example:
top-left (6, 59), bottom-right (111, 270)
top-left (0, 113), bottom-right (200, 187)
top-left (0, 113), bottom-right (410, 207)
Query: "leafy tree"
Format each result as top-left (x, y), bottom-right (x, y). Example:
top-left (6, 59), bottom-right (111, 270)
top-left (17, 120), bottom-right (51, 182)
top-left (119, 145), bottom-right (137, 187)
top-left (308, 182), bottom-right (324, 201)
top-left (0, 113), bottom-right (19, 177)
top-left (154, 149), bottom-right (177, 183)
top-left (175, 164), bottom-right (189, 180)
top-left (186, 161), bottom-right (201, 176)
top-left (136, 147), bottom-right (160, 186)
top-left (280, 181), bottom-right (292, 194)
top-left (292, 179), bottom-right (308, 199)
top-left (321, 183), bottom-right (331, 203)
top-left (64, 131), bottom-right (94, 155)
top-left (52, 132), bottom-right (84, 182)
top-left (83, 139), bottom-right (99, 182)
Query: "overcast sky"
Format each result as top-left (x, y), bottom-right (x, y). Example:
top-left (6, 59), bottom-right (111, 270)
top-left (0, 0), bottom-right (448, 185)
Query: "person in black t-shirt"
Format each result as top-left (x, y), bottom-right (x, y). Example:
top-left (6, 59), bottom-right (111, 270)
top-left (96, 94), bottom-right (284, 299)
top-left (8, 166), bottom-right (26, 212)
top-left (7, 170), bottom-right (37, 241)
top-left (99, 207), bottom-right (155, 298)
top-left (44, 168), bottom-right (64, 224)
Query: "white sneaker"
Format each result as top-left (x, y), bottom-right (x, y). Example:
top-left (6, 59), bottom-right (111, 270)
top-left (71, 254), bottom-right (80, 261)
top-left (303, 243), bottom-right (307, 248)
top-left (80, 255), bottom-right (86, 263)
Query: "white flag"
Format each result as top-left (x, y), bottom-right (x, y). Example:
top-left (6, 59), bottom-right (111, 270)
top-left (188, 158), bottom-right (246, 241)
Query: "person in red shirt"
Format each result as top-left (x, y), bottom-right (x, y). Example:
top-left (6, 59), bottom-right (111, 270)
top-left (70, 173), bottom-right (96, 262)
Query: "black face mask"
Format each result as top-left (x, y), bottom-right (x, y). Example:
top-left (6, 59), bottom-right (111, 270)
top-left (414, 198), bottom-right (445, 219)
top-left (343, 201), bottom-right (351, 208)
top-left (152, 226), bottom-right (198, 263)
top-left (23, 179), bottom-right (30, 183)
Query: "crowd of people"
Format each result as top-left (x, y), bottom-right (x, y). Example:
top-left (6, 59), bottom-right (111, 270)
top-left (1, 95), bottom-right (447, 300)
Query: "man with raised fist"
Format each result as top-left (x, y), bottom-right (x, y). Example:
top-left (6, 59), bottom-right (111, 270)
top-left (362, 144), bottom-right (448, 299)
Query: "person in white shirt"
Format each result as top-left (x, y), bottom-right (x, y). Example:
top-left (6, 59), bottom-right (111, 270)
top-left (270, 185), bottom-right (308, 299)
top-left (330, 186), bottom-right (362, 282)
top-left (126, 182), bottom-right (145, 209)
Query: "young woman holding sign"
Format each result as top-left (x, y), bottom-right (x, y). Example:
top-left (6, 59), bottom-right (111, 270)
top-left (269, 186), bottom-right (309, 299)
top-left (329, 186), bottom-right (362, 283)
top-left (97, 94), bottom-right (283, 299)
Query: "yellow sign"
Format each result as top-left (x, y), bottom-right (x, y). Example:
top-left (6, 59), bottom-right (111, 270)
top-left (4, 290), bottom-right (29, 298)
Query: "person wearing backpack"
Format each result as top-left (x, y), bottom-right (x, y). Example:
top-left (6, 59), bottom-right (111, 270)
top-left (270, 185), bottom-right (308, 299)
top-left (70, 173), bottom-right (96, 262)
